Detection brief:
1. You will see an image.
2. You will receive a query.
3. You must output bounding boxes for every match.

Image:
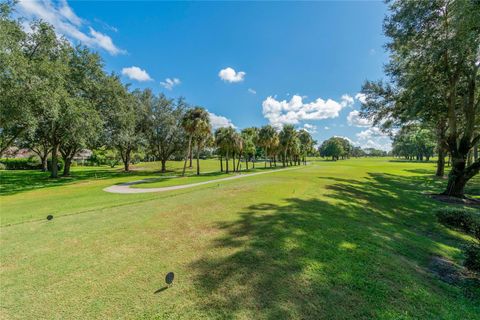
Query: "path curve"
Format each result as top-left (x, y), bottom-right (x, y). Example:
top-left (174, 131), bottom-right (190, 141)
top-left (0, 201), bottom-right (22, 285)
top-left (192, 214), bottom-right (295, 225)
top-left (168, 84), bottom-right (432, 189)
top-left (103, 166), bottom-right (303, 194)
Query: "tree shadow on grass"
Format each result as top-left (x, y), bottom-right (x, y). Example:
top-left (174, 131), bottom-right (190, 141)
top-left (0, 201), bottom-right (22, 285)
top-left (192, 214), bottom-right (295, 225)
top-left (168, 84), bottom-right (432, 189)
top-left (0, 168), bottom-right (163, 196)
top-left (189, 172), bottom-right (479, 319)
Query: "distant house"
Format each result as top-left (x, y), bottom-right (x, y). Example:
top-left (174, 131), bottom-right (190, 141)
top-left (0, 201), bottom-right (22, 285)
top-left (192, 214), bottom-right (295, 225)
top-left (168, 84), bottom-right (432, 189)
top-left (74, 149), bottom-right (93, 161)
top-left (2, 147), bottom-right (34, 159)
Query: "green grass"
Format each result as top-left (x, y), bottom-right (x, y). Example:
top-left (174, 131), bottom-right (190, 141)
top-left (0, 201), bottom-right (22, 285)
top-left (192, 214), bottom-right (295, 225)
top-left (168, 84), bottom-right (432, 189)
top-left (0, 158), bottom-right (479, 319)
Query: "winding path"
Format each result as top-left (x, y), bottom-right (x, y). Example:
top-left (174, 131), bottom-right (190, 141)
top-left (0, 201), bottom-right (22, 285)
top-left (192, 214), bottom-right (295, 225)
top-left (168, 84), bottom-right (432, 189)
top-left (103, 166), bottom-right (302, 194)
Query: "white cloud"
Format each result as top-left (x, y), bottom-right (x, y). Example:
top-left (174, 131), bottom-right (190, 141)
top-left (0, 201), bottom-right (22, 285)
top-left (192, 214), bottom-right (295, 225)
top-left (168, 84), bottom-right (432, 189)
top-left (160, 78), bottom-right (181, 90)
top-left (248, 88), bottom-right (257, 94)
top-left (355, 93), bottom-right (367, 104)
top-left (209, 112), bottom-right (236, 130)
top-left (324, 126), bottom-right (330, 130)
top-left (340, 94), bottom-right (354, 107)
top-left (17, 0), bottom-right (124, 55)
top-left (302, 123), bottom-right (317, 134)
top-left (219, 67), bottom-right (245, 83)
top-left (355, 127), bottom-right (392, 151)
top-left (262, 95), bottom-right (347, 128)
top-left (121, 66), bottom-right (153, 82)
top-left (347, 110), bottom-right (372, 127)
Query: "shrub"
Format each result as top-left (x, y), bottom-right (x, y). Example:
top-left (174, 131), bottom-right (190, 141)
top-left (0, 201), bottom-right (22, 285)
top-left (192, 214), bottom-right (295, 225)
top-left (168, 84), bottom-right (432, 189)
top-left (0, 163), bottom-right (5, 170)
top-left (435, 207), bottom-right (480, 240)
top-left (464, 242), bottom-right (480, 272)
top-left (0, 157), bottom-right (41, 170)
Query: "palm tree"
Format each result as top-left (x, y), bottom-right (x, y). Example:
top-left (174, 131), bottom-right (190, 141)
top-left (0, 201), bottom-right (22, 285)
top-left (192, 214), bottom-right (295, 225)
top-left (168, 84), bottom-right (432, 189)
top-left (215, 127), bottom-right (236, 173)
top-left (241, 127), bottom-right (258, 170)
top-left (298, 129), bottom-right (314, 165)
top-left (279, 125), bottom-right (297, 167)
top-left (181, 107), bottom-right (211, 176)
top-left (258, 125), bottom-right (277, 168)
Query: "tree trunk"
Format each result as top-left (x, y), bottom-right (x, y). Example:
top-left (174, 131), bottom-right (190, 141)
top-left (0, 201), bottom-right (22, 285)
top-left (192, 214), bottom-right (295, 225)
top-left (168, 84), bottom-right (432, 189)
top-left (41, 155), bottom-right (48, 172)
top-left (253, 156), bottom-right (255, 169)
top-left (161, 159), bottom-right (167, 173)
top-left (123, 149), bottom-right (131, 172)
top-left (196, 143), bottom-right (200, 176)
top-left (442, 155), bottom-right (479, 198)
top-left (189, 148), bottom-right (193, 168)
top-left (236, 153), bottom-right (241, 171)
top-left (474, 144), bottom-right (478, 162)
top-left (246, 158), bottom-right (249, 170)
top-left (50, 144), bottom-right (59, 178)
top-left (264, 148), bottom-right (268, 168)
top-left (63, 158), bottom-right (72, 176)
top-left (436, 149), bottom-right (445, 177)
top-left (225, 151), bottom-right (229, 173)
top-left (220, 155), bottom-right (223, 172)
top-left (182, 136), bottom-right (192, 176)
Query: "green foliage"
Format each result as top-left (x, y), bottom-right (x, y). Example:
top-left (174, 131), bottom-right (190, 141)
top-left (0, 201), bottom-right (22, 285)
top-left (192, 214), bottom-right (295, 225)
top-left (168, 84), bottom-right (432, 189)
top-left (464, 242), bottom-right (480, 272)
top-left (319, 137), bottom-right (347, 160)
top-left (435, 207), bottom-right (480, 240)
top-left (392, 126), bottom-right (436, 161)
top-left (0, 157), bottom-right (41, 170)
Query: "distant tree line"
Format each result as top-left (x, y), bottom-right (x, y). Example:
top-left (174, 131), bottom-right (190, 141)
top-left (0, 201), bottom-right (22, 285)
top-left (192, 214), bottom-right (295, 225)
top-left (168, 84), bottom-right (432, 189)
top-left (318, 136), bottom-right (387, 161)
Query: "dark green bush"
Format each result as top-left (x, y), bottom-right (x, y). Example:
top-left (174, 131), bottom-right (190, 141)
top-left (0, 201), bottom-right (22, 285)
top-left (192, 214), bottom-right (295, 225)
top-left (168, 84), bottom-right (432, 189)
top-left (435, 207), bottom-right (480, 240)
top-left (464, 242), bottom-right (480, 272)
top-left (0, 157), bottom-right (41, 170)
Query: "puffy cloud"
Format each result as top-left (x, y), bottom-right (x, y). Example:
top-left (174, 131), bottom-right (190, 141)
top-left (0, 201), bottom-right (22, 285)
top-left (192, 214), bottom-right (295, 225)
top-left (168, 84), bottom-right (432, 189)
top-left (302, 123), bottom-right (317, 134)
top-left (340, 94), bottom-right (354, 107)
top-left (160, 78), bottom-right (181, 90)
top-left (17, 0), bottom-right (124, 55)
top-left (355, 93), bottom-right (367, 104)
top-left (121, 66), bottom-right (153, 82)
top-left (248, 88), bottom-right (257, 94)
top-left (355, 127), bottom-right (392, 151)
top-left (262, 95), bottom-right (346, 128)
top-left (347, 110), bottom-right (372, 127)
top-left (219, 67), bottom-right (245, 83)
top-left (209, 112), bottom-right (236, 130)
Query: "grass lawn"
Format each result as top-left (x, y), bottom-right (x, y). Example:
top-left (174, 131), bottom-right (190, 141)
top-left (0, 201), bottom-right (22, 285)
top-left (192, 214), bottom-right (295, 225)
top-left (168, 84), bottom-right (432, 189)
top-left (0, 158), bottom-right (479, 319)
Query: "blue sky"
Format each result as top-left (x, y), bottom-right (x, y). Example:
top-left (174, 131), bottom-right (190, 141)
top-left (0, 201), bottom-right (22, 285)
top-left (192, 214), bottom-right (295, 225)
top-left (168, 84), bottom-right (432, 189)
top-left (16, 0), bottom-right (392, 150)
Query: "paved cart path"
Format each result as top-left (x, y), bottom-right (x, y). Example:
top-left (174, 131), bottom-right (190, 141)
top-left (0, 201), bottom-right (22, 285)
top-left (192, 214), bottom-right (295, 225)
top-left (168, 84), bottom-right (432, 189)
top-left (103, 166), bottom-right (303, 194)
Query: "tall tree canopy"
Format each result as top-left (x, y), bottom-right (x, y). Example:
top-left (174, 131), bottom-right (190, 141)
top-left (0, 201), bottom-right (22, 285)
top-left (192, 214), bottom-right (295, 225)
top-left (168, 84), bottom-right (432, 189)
top-left (360, 0), bottom-right (480, 197)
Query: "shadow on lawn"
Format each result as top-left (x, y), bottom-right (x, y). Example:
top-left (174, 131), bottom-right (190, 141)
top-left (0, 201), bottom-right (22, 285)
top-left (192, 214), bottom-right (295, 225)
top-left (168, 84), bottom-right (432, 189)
top-left (190, 172), bottom-right (479, 319)
top-left (0, 168), bottom-right (159, 196)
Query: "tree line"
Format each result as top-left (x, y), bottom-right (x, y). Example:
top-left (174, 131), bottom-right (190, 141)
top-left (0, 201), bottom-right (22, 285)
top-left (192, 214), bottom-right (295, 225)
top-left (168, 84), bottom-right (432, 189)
top-left (359, 0), bottom-right (479, 198)
top-left (0, 3), bottom-right (317, 178)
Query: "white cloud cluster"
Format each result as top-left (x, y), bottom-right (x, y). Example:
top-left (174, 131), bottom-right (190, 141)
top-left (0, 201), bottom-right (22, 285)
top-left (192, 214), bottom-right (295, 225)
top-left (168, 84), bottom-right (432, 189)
top-left (121, 66), bottom-right (153, 82)
top-left (262, 95), bottom-right (347, 128)
top-left (209, 112), bottom-right (236, 130)
top-left (340, 94), bottom-right (354, 107)
top-left (17, 0), bottom-right (124, 55)
top-left (302, 123), bottom-right (317, 134)
top-left (355, 127), bottom-right (392, 151)
top-left (160, 78), bottom-right (181, 90)
top-left (219, 67), bottom-right (245, 83)
top-left (347, 110), bottom-right (372, 127)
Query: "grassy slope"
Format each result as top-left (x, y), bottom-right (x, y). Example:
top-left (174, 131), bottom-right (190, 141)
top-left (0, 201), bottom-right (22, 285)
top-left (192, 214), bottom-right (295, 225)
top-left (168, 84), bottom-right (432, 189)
top-left (0, 158), bottom-right (479, 319)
